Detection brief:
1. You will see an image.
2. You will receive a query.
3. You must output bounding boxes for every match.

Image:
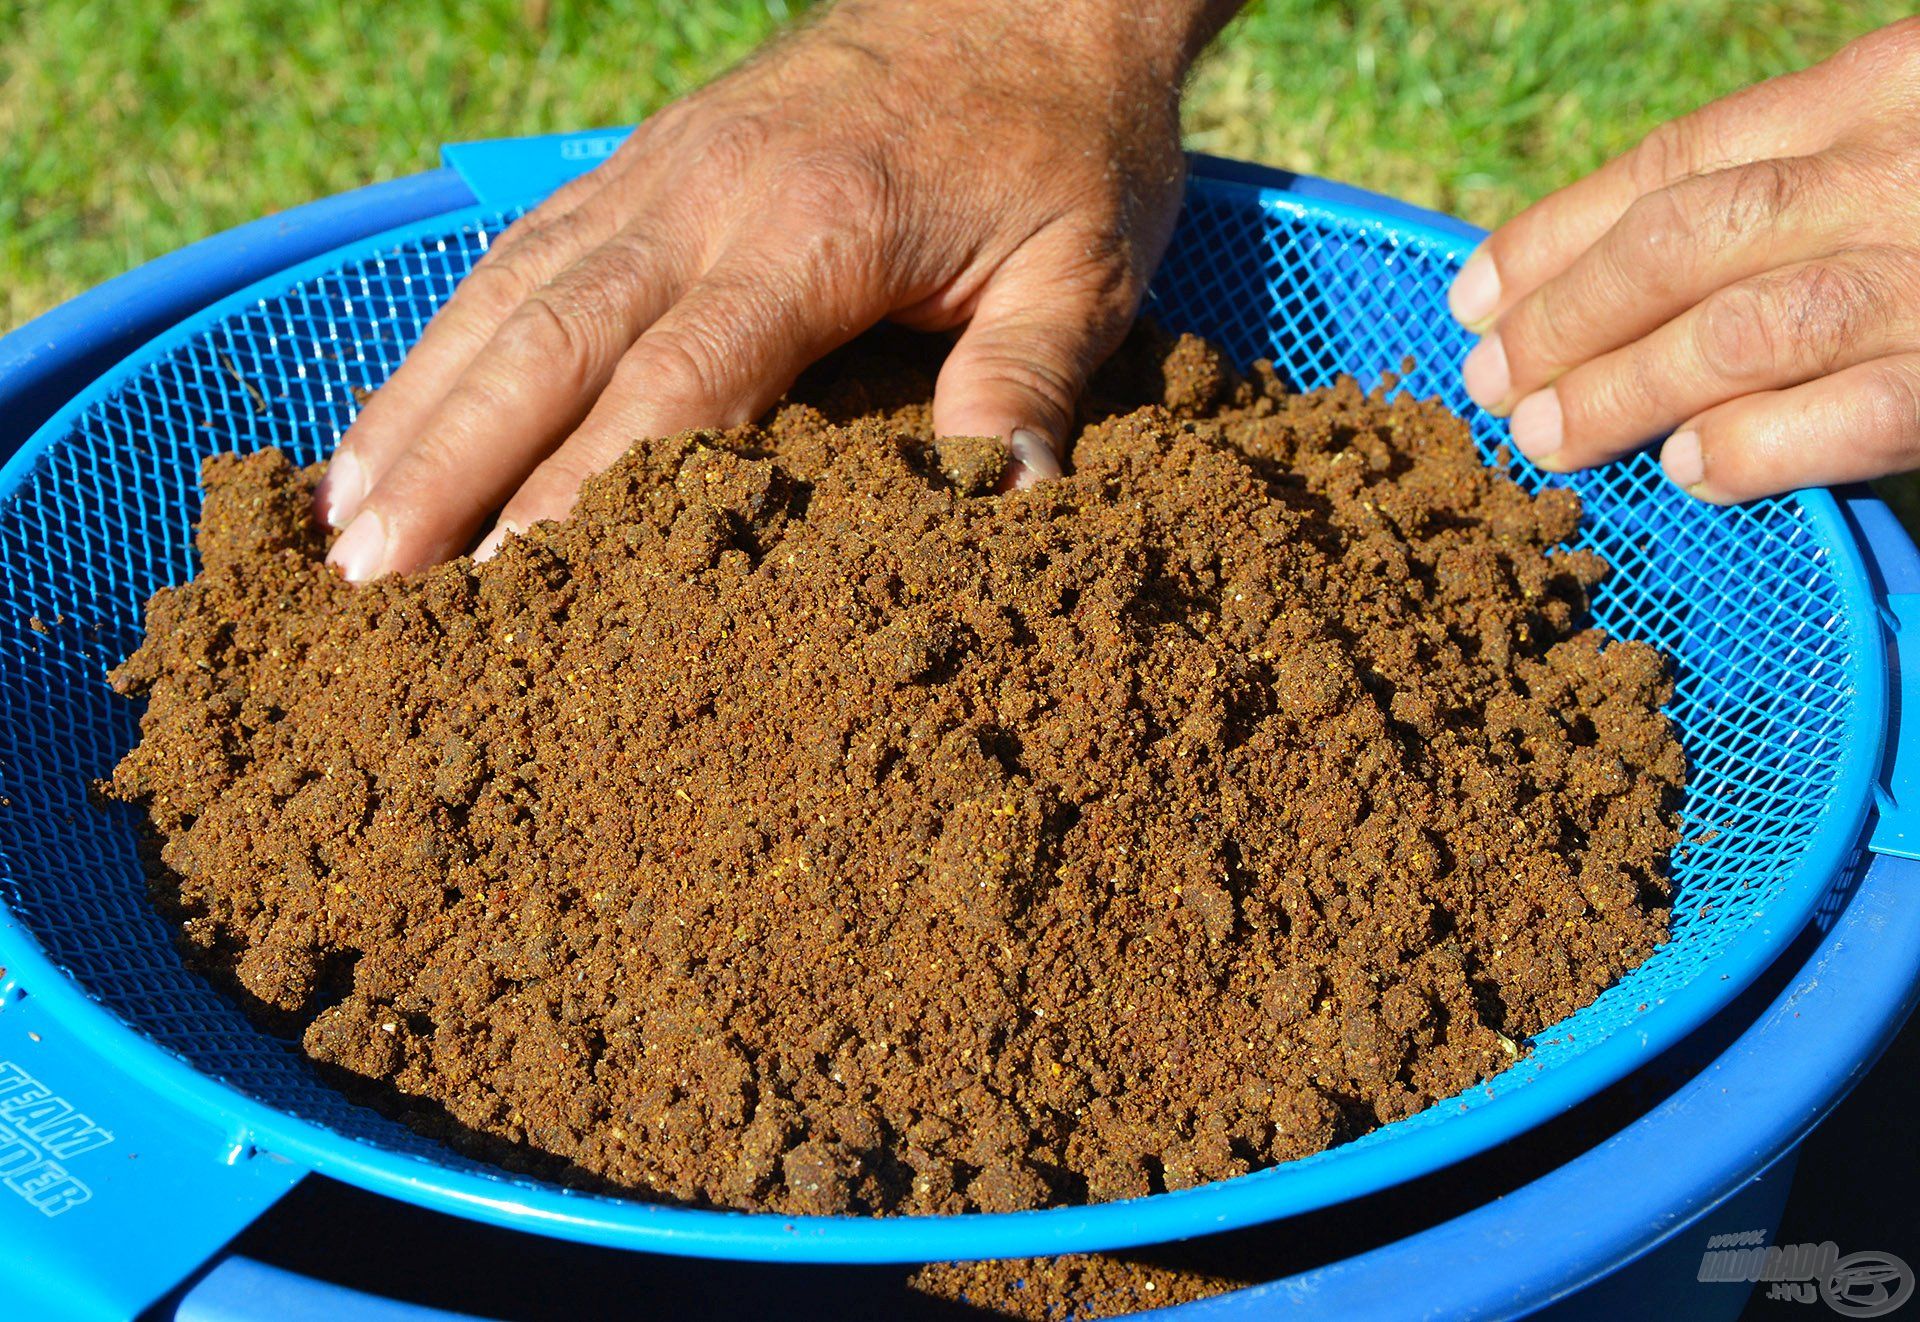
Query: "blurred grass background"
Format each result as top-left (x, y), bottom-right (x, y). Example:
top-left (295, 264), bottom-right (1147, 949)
top-left (3, 0), bottom-right (1904, 334)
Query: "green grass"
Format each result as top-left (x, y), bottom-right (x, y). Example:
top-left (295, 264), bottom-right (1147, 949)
top-left (1191, 1), bottom-right (1895, 226)
top-left (0, 0), bottom-right (798, 331)
top-left (2, 1), bottom-right (1905, 332)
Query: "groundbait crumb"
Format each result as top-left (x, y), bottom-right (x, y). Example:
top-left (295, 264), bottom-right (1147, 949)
top-left (104, 325), bottom-right (1683, 1221)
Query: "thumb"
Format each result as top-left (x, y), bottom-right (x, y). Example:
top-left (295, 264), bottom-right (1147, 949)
top-left (931, 235), bottom-right (1139, 487)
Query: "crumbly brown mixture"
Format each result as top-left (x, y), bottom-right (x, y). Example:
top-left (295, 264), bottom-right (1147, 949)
top-left (909, 1254), bottom-right (1237, 1318)
top-left (105, 327), bottom-right (1682, 1217)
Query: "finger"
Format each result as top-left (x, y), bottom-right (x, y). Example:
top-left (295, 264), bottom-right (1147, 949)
top-left (1473, 153), bottom-right (1858, 414)
top-left (1660, 352), bottom-right (1920, 503)
top-left (1510, 248), bottom-right (1918, 472)
top-left (316, 183), bottom-right (632, 528)
top-left (931, 229), bottom-right (1141, 487)
top-left (1448, 62), bottom-right (1847, 334)
top-left (479, 249), bottom-right (882, 552)
top-left (326, 229), bottom-right (693, 581)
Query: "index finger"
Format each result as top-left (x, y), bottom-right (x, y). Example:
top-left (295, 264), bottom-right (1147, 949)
top-left (316, 170), bottom-right (626, 529)
top-left (1447, 59), bottom-right (1846, 333)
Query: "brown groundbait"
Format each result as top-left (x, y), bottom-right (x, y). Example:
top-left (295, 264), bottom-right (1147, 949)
top-left (105, 328), bottom-right (1681, 1247)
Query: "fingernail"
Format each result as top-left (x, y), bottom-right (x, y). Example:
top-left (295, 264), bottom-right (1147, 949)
top-left (1008, 428), bottom-right (1063, 489)
top-left (473, 522), bottom-right (518, 563)
top-left (1661, 429), bottom-right (1707, 492)
top-left (1462, 335), bottom-right (1511, 414)
top-left (1509, 389), bottom-right (1564, 462)
top-left (327, 510), bottom-right (387, 584)
top-left (316, 451), bottom-right (369, 529)
top-left (1449, 249), bottom-right (1501, 329)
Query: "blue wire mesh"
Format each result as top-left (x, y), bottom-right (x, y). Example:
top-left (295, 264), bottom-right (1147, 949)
top-left (0, 179), bottom-right (1873, 1212)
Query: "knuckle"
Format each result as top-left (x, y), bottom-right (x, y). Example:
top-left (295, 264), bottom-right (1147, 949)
top-left (1693, 283), bottom-right (1784, 381)
top-left (1613, 161), bottom-right (1808, 292)
top-left (761, 159), bottom-right (893, 289)
top-left (772, 152), bottom-right (889, 230)
top-left (493, 296), bottom-right (596, 384)
top-left (1629, 116), bottom-right (1705, 191)
top-left (454, 258), bottom-right (538, 323)
top-left (1563, 352), bottom-right (1654, 439)
top-left (1501, 289), bottom-right (1577, 375)
top-left (586, 224), bottom-right (685, 312)
top-left (641, 100), bottom-right (697, 150)
top-left (620, 330), bottom-right (724, 408)
top-left (598, 221), bottom-right (675, 278)
top-left (693, 114), bottom-right (774, 179)
top-left (516, 466), bottom-right (588, 518)
top-left (961, 340), bottom-right (1081, 414)
top-left (400, 426), bottom-right (475, 485)
top-left (378, 440), bottom-right (493, 533)
top-left (1617, 187), bottom-right (1698, 283)
top-left (1778, 262), bottom-right (1876, 372)
top-left (1718, 159), bottom-right (1806, 239)
top-left (1697, 261), bottom-right (1879, 383)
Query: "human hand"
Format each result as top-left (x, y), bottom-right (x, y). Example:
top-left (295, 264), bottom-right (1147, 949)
top-left (318, 0), bottom-right (1239, 581)
top-left (1449, 19), bottom-right (1920, 503)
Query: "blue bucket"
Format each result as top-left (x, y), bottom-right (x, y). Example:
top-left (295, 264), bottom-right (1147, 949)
top-left (1, 136), bottom-right (1916, 1320)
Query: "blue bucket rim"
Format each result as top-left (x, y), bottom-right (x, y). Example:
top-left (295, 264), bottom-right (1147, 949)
top-left (0, 177), bottom-right (1888, 1263)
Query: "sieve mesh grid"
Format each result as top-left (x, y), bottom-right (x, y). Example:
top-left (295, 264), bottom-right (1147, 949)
top-left (0, 179), bottom-right (1874, 1207)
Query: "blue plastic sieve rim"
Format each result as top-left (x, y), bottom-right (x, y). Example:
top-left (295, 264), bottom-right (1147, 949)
top-left (0, 177), bottom-right (1888, 1264)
